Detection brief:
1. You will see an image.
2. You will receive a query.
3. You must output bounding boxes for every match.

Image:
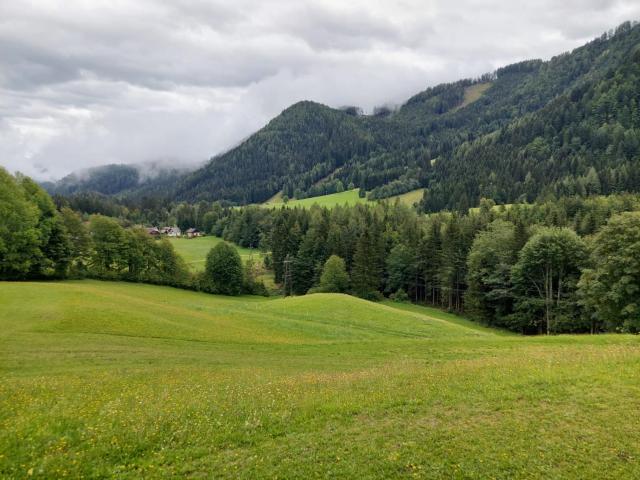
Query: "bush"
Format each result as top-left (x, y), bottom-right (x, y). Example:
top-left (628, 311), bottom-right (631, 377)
top-left (318, 255), bottom-right (350, 293)
top-left (390, 288), bottom-right (410, 303)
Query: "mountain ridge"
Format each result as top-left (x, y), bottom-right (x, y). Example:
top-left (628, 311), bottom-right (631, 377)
top-left (48, 21), bottom-right (640, 211)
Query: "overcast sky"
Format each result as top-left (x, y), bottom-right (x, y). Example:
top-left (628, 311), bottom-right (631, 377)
top-left (1, 0), bottom-right (639, 180)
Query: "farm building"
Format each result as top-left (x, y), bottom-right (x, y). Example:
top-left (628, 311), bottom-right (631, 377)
top-left (160, 227), bottom-right (181, 237)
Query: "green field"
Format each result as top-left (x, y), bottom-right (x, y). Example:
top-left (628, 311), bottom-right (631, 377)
top-left (168, 236), bottom-right (262, 271)
top-left (263, 188), bottom-right (425, 209)
top-left (2, 280), bottom-right (640, 478)
top-left (263, 189), bottom-right (369, 208)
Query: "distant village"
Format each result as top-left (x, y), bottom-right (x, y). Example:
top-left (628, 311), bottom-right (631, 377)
top-left (146, 226), bottom-right (204, 238)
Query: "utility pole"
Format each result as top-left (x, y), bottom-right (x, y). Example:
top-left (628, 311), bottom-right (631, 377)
top-left (283, 255), bottom-right (293, 296)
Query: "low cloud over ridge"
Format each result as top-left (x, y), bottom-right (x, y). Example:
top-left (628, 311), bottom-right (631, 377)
top-left (1, 0), bottom-right (639, 179)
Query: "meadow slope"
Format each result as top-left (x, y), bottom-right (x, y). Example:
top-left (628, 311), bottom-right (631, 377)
top-left (167, 236), bottom-right (262, 272)
top-left (262, 188), bottom-right (425, 209)
top-left (1, 281), bottom-right (640, 478)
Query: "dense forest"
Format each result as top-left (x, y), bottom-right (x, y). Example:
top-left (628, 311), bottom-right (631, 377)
top-left (208, 195), bottom-right (640, 334)
top-left (7, 164), bottom-right (640, 335)
top-left (43, 163), bottom-right (189, 199)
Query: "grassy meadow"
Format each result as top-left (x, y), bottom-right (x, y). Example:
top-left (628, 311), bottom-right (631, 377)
top-left (167, 236), bottom-right (262, 272)
top-left (2, 280), bottom-right (640, 478)
top-left (262, 188), bottom-right (425, 209)
top-left (262, 189), bottom-right (369, 208)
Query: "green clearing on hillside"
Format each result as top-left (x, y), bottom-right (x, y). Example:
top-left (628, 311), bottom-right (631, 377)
top-left (167, 236), bottom-right (262, 272)
top-left (451, 82), bottom-right (493, 112)
top-left (389, 188), bottom-right (425, 206)
top-left (263, 188), bottom-right (425, 209)
top-left (263, 189), bottom-right (369, 208)
top-left (2, 280), bottom-right (640, 479)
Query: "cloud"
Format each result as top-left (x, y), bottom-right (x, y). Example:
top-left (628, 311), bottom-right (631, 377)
top-left (1, 0), bottom-right (639, 180)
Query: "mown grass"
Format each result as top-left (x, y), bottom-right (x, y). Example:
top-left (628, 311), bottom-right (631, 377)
top-left (2, 280), bottom-right (640, 478)
top-left (263, 188), bottom-right (425, 209)
top-left (263, 189), bottom-right (369, 209)
top-left (167, 237), bottom-right (262, 272)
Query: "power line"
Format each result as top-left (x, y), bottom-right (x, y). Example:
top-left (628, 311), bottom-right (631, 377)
top-left (283, 256), bottom-right (293, 296)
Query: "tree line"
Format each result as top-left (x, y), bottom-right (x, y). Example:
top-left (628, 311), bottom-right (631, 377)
top-left (212, 194), bottom-right (640, 334)
top-left (0, 168), bottom-right (266, 297)
top-left (5, 166), bottom-right (640, 334)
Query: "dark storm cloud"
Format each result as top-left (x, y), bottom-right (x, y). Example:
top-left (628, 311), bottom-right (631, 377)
top-left (1, 0), bottom-right (639, 179)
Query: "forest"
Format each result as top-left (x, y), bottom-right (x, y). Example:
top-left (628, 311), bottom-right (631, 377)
top-left (6, 165), bottom-right (640, 335)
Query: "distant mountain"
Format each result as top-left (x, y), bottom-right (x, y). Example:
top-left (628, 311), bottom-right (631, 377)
top-left (44, 162), bottom-right (193, 199)
top-left (55, 22), bottom-right (640, 212)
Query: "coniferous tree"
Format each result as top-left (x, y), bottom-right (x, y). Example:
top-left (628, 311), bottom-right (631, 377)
top-left (351, 228), bottom-right (382, 300)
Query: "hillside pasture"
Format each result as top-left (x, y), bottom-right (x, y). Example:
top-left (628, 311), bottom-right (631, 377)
top-left (167, 236), bottom-right (262, 272)
top-left (263, 188), bottom-right (425, 209)
top-left (451, 82), bottom-right (493, 112)
top-left (263, 189), bottom-right (369, 208)
top-left (2, 280), bottom-right (640, 478)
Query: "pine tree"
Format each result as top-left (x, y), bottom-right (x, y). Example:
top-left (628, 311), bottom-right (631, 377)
top-left (292, 231), bottom-right (317, 295)
top-left (351, 228), bottom-right (381, 300)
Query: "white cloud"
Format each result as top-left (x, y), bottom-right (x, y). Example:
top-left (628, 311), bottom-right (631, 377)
top-left (1, 0), bottom-right (639, 179)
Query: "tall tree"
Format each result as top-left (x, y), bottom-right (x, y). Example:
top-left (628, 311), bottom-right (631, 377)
top-left (578, 212), bottom-right (640, 332)
top-left (466, 220), bottom-right (517, 326)
top-left (512, 227), bottom-right (587, 334)
top-left (89, 216), bottom-right (128, 277)
top-left (60, 207), bottom-right (92, 275)
top-left (0, 168), bottom-right (40, 279)
top-left (386, 243), bottom-right (417, 297)
top-left (204, 242), bottom-right (243, 295)
top-left (351, 228), bottom-right (382, 300)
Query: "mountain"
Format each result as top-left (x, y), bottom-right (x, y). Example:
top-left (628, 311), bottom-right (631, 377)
top-left (45, 162), bottom-right (192, 199)
top-left (421, 22), bottom-right (640, 211)
top-left (53, 22), bottom-right (640, 211)
top-left (172, 21), bottom-right (640, 209)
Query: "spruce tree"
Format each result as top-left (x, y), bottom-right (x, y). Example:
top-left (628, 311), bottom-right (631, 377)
top-left (351, 229), bottom-right (381, 300)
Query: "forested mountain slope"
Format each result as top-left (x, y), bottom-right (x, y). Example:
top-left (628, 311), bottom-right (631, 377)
top-left (49, 22), bottom-right (640, 210)
top-left (44, 162), bottom-right (189, 200)
top-left (422, 22), bottom-right (640, 211)
top-left (173, 21), bottom-right (640, 208)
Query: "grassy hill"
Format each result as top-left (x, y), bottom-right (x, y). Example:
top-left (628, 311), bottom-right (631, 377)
top-left (167, 236), bottom-right (262, 271)
top-left (2, 280), bottom-right (640, 478)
